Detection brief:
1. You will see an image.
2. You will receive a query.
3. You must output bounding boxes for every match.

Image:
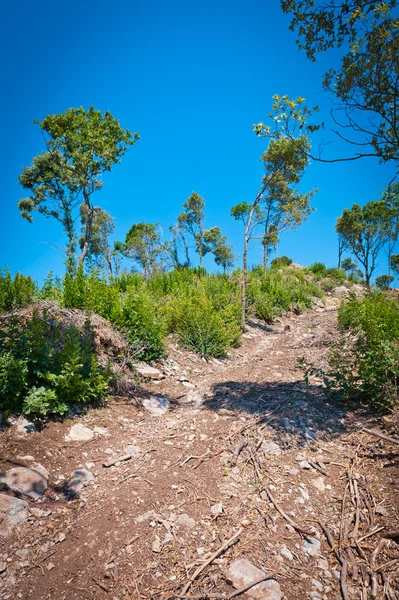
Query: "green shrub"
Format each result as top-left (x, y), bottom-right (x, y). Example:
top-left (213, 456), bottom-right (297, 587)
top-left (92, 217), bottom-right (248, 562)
top-left (307, 262), bottom-right (328, 280)
top-left (118, 289), bottom-right (165, 360)
top-left (171, 296), bottom-right (240, 357)
top-left (0, 311), bottom-right (110, 417)
top-left (303, 293), bottom-right (399, 411)
top-left (0, 270), bottom-right (36, 313)
top-left (271, 255), bottom-right (292, 268)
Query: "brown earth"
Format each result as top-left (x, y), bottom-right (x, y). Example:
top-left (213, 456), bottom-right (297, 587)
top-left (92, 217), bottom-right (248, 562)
top-left (0, 305), bottom-right (398, 600)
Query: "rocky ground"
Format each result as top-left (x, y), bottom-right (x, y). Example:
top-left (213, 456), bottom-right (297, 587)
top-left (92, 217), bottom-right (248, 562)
top-left (1, 302), bottom-right (398, 600)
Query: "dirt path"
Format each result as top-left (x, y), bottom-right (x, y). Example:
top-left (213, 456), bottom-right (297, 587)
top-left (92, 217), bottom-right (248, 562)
top-left (1, 307), bottom-right (398, 600)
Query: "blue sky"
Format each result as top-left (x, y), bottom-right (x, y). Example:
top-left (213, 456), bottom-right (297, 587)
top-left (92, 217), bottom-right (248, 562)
top-left (1, 0), bottom-right (395, 282)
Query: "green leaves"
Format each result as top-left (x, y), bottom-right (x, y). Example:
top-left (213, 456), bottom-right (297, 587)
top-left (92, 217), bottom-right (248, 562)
top-left (18, 107), bottom-right (139, 274)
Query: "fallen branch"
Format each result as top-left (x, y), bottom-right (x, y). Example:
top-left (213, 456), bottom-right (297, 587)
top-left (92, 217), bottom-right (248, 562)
top-left (193, 448), bottom-right (226, 470)
top-left (175, 573), bottom-right (278, 599)
top-left (261, 487), bottom-right (313, 537)
top-left (362, 428), bottom-right (399, 446)
top-left (308, 459), bottom-right (328, 476)
top-left (230, 438), bottom-right (248, 467)
top-left (103, 454), bottom-right (132, 468)
top-left (92, 577), bottom-right (109, 592)
top-left (179, 528), bottom-right (244, 596)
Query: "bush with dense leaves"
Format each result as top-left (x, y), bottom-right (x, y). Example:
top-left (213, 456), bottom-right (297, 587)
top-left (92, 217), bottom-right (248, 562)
top-left (0, 311), bottom-right (110, 417)
top-left (0, 270), bottom-right (36, 313)
top-left (302, 293), bottom-right (399, 411)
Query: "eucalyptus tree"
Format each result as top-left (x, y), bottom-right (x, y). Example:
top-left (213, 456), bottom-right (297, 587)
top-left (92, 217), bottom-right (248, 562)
top-left (18, 106), bottom-right (139, 275)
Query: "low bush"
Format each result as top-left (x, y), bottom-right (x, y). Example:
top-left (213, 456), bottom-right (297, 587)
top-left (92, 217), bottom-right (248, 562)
top-left (247, 267), bottom-right (322, 322)
top-left (0, 310), bottom-right (110, 417)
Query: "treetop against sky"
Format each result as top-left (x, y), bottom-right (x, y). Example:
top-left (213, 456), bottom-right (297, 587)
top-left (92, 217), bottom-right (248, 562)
top-left (0, 0), bottom-right (396, 281)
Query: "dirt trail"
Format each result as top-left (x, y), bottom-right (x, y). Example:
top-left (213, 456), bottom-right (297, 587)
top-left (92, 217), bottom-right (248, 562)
top-left (1, 307), bottom-right (398, 600)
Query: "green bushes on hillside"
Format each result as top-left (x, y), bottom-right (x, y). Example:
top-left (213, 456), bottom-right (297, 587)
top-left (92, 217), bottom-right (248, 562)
top-left (0, 270), bottom-right (36, 312)
top-left (303, 292), bottom-right (399, 411)
top-left (0, 310), bottom-right (110, 417)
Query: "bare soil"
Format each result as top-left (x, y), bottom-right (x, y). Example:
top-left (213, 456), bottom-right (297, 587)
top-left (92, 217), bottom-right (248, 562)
top-left (1, 306), bottom-right (398, 600)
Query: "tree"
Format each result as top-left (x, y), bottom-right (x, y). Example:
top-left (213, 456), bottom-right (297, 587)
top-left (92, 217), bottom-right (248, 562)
top-left (235, 99), bottom-right (315, 329)
top-left (281, 1), bottom-right (399, 170)
top-left (375, 274), bottom-right (394, 291)
top-left (117, 223), bottom-right (164, 277)
top-left (18, 106), bottom-right (139, 274)
top-left (165, 223), bottom-right (191, 270)
top-left (203, 227), bottom-right (235, 273)
top-left (390, 253), bottom-right (399, 277)
top-left (79, 207), bottom-right (117, 276)
top-left (341, 257), bottom-right (358, 277)
top-left (336, 201), bottom-right (392, 286)
top-left (382, 184), bottom-right (399, 275)
top-left (178, 192), bottom-right (207, 267)
top-left (262, 225), bottom-right (279, 270)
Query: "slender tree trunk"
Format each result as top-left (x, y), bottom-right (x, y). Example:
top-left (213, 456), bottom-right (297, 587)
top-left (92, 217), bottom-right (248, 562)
top-left (241, 231), bottom-right (248, 331)
top-left (263, 242), bottom-right (268, 272)
top-left (64, 208), bottom-right (77, 277)
top-left (78, 190), bottom-right (94, 269)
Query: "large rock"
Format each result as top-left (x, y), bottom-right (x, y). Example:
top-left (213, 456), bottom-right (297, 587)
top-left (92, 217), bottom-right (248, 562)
top-left (227, 559), bottom-right (282, 600)
top-left (142, 396), bottom-right (169, 416)
top-left (0, 494), bottom-right (29, 538)
top-left (0, 465), bottom-right (48, 500)
top-left (135, 362), bottom-right (165, 380)
top-left (65, 423), bottom-right (94, 442)
top-left (331, 286), bottom-right (350, 299)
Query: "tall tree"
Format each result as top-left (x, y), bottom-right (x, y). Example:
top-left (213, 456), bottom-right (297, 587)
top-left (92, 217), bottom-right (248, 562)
top-left (178, 192), bottom-right (207, 267)
top-left (336, 200), bottom-right (392, 286)
top-left (235, 98), bottom-right (315, 329)
top-left (117, 222), bottom-right (164, 277)
top-left (18, 106), bottom-right (139, 274)
top-left (281, 1), bottom-right (399, 170)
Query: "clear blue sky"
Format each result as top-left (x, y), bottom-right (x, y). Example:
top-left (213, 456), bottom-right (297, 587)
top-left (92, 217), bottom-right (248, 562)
top-left (1, 0), bottom-right (395, 282)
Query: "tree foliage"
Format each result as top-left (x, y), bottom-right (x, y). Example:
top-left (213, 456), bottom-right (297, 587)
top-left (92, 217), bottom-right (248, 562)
top-left (118, 222), bottom-right (165, 277)
top-left (18, 106), bottom-right (138, 274)
top-left (178, 192), bottom-right (207, 267)
top-left (281, 0), bottom-right (399, 169)
top-left (336, 200), bottom-right (392, 285)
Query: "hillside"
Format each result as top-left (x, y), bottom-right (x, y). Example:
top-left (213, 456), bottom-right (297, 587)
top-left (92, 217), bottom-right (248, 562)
top-left (1, 302), bottom-right (398, 600)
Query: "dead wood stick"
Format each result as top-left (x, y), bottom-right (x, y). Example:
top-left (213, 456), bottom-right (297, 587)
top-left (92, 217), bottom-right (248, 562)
top-left (262, 487), bottom-right (313, 537)
top-left (175, 573), bottom-right (278, 599)
top-left (103, 454), bottom-right (132, 468)
top-left (193, 448), bottom-right (226, 469)
top-left (370, 539), bottom-right (387, 598)
top-left (180, 455), bottom-right (199, 467)
top-left (350, 479), bottom-right (361, 542)
top-left (226, 573), bottom-right (278, 600)
top-left (357, 526), bottom-right (385, 543)
top-left (376, 559), bottom-right (399, 573)
top-left (179, 528), bottom-right (244, 596)
top-left (92, 577), bottom-right (109, 592)
top-left (381, 530), bottom-right (399, 541)
top-left (308, 459), bottom-right (328, 476)
top-left (340, 559), bottom-right (350, 600)
top-left (230, 438), bottom-right (248, 467)
top-left (362, 428), bottom-right (399, 446)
